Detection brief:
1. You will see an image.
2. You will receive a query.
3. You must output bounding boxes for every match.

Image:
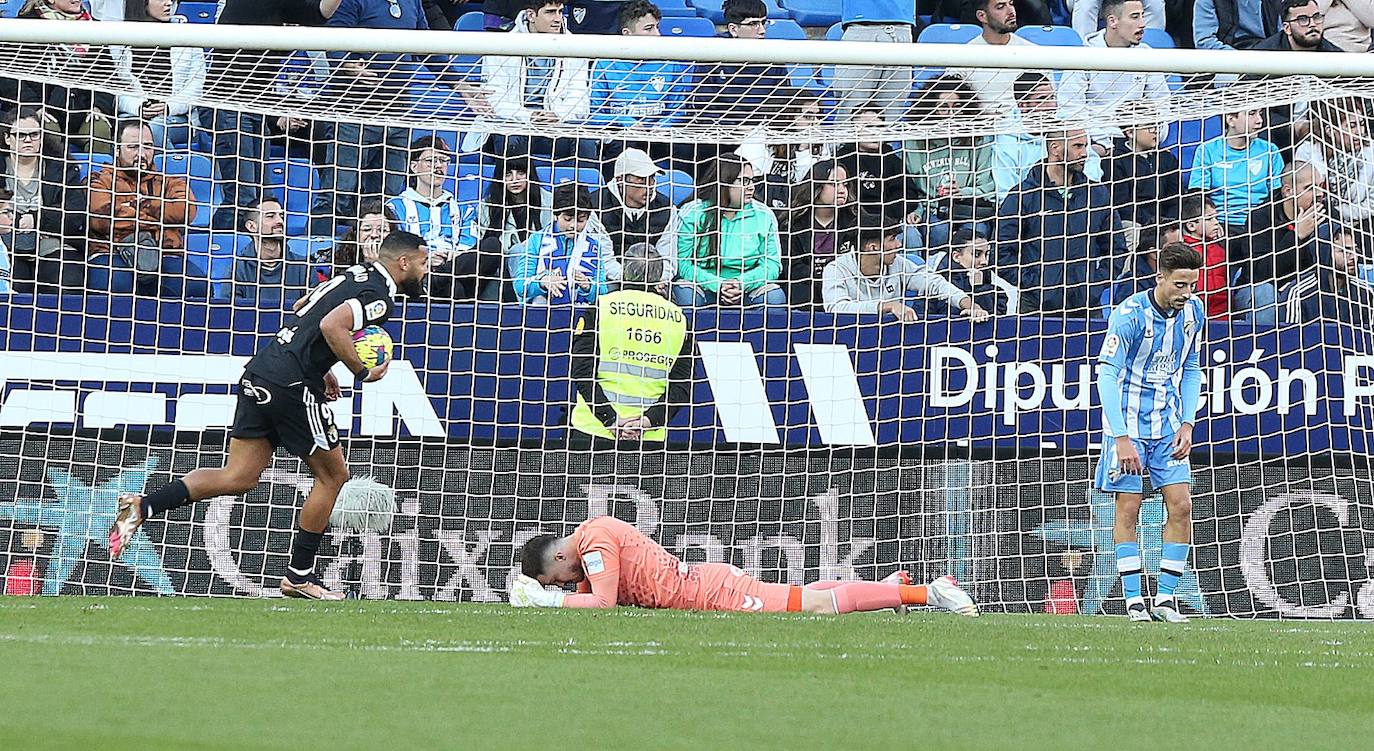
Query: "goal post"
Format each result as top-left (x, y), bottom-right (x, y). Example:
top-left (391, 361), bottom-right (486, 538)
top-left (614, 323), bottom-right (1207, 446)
top-left (0, 18), bottom-right (1372, 617)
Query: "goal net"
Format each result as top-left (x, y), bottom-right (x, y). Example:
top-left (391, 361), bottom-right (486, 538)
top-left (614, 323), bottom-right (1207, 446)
top-left (0, 18), bottom-right (1371, 617)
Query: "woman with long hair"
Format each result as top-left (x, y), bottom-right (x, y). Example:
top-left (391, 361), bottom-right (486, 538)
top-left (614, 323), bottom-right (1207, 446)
top-left (0, 106), bottom-right (87, 292)
top-left (479, 153), bottom-right (553, 255)
top-left (903, 75), bottom-right (997, 249)
top-left (736, 87), bottom-right (834, 210)
top-left (113, 0), bottom-right (207, 148)
top-left (781, 159), bottom-right (859, 306)
top-left (1296, 98), bottom-right (1374, 228)
top-left (673, 152), bottom-right (785, 307)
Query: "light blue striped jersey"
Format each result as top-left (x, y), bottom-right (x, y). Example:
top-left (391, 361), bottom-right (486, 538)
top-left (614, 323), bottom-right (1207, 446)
top-left (1098, 291), bottom-right (1205, 440)
top-left (386, 188), bottom-right (479, 255)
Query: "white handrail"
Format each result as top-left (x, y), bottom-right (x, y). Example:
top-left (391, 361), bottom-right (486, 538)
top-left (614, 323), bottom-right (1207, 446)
top-left (0, 19), bottom-right (1370, 77)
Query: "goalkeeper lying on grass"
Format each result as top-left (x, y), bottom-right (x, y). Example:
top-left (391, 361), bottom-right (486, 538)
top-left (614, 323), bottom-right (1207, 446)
top-left (512, 516), bottom-right (978, 616)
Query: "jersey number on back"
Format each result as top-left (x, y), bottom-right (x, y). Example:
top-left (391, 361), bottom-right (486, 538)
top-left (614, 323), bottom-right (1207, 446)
top-left (276, 265), bottom-right (372, 345)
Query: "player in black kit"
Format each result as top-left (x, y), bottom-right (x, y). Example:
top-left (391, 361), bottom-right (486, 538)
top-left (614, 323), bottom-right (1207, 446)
top-left (108, 231), bottom-right (431, 599)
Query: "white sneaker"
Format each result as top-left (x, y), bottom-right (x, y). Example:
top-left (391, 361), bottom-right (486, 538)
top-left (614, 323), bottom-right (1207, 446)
top-left (107, 492), bottom-right (145, 559)
top-left (927, 575), bottom-right (978, 617)
top-left (1151, 599), bottom-right (1189, 623)
top-left (1127, 600), bottom-right (1152, 622)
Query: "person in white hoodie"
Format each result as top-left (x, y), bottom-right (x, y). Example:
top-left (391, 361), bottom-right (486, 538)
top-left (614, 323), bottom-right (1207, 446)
top-left (112, 0), bottom-right (207, 148)
top-left (478, 0), bottom-right (597, 162)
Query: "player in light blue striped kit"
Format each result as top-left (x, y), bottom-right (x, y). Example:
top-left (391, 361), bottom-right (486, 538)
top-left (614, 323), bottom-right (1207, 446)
top-left (1095, 243), bottom-right (1205, 623)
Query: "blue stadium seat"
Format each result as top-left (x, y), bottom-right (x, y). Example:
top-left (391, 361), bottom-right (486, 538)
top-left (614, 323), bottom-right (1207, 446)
top-left (445, 162), bottom-right (494, 206)
top-left (659, 169), bottom-right (695, 206)
top-left (538, 165), bottom-right (604, 190)
top-left (1164, 116), bottom-right (1223, 186)
top-left (693, 0), bottom-right (787, 24)
top-left (781, 0), bottom-right (841, 27)
top-left (153, 152), bottom-right (220, 230)
top-left (263, 159), bottom-right (318, 236)
top-left (0, 0), bottom-right (21, 17)
top-left (192, 233), bottom-right (250, 302)
top-left (660, 6), bottom-right (698, 17)
top-left (767, 18), bottom-right (807, 41)
top-left (1015, 25), bottom-right (1083, 46)
top-left (825, 22), bottom-right (845, 40)
top-left (454, 11), bottom-right (485, 31)
top-left (71, 152), bottom-right (114, 182)
top-left (917, 23), bottom-right (981, 44)
top-left (1142, 28), bottom-right (1175, 48)
top-left (176, 1), bottom-right (217, 23)
top-left (662, 17), bottom-right (718, 38)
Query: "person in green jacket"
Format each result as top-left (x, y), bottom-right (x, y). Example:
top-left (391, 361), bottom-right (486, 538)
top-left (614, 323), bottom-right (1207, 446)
top-left (672, 152), bottom-right (786, 307)
top-left (903, 75), bottom-right (999, 250)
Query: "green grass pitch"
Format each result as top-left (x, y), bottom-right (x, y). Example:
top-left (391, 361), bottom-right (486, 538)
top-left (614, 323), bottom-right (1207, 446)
top-left (2, 597), bottom-right (1371, 750)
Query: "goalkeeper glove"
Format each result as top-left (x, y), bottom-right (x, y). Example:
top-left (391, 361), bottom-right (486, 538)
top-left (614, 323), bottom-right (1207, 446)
top-left (509, 574), bottom-right (566, 608)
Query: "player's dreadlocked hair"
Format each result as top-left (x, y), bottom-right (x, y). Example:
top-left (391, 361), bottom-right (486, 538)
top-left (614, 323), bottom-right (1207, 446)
top-left (520, 534), bottom-right (561, 578)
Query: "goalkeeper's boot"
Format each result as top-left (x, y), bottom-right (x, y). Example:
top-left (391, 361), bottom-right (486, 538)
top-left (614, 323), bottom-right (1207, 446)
top-left (927, 575), bottom-right (978, 617)
top-left (280, 572), bottom-right (346, 601)
top-left (108, 493), bottom-right (146, 559)
top-left (883, 570), bottom-right (913, 613)
top-left (1127, 600), bottom-right (1152, 622)
top-left (1150, 598), bottom-right (1189, 623)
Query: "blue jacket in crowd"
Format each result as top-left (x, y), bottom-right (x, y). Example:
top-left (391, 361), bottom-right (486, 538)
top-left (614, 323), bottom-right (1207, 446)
top-left (588, 59), bottom-right (695, 129)
top-left (995, 164), bottom-right (1125, 316)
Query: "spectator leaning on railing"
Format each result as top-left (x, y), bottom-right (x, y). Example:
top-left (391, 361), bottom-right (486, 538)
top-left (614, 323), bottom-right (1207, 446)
top-left (87, 120), bottom-right (194, 297)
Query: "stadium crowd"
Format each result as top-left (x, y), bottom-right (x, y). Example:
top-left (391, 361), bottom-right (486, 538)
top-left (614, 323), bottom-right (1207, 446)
top-left (1, 0), bottom-right (1373, 325)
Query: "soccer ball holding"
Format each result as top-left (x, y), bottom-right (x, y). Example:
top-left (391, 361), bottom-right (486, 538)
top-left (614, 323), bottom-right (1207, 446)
top-left (352, 325), bottom-right (394, 370)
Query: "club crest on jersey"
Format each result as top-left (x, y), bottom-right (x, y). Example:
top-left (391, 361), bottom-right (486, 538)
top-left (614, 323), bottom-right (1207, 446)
top-left (573, 6), bottom-right (586, 23)
top-left (1183, 319), bottom-right (1197, 337)
top-left (584, 550), bottom-right (605, 574)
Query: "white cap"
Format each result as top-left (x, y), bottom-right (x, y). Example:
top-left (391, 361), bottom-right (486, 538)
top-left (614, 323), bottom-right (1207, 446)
top-left (613, 148), bottom-right (663, 179)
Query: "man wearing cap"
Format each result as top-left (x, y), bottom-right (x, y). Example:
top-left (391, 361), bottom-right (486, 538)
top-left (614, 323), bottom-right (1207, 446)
top-left (568, 242), bottom-right (695, 446)
top-left (597, 148), bottom-right (678, 292)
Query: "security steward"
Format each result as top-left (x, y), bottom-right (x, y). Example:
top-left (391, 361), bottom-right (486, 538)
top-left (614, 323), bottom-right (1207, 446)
top-left (569, 243), bottom-right (693, 445)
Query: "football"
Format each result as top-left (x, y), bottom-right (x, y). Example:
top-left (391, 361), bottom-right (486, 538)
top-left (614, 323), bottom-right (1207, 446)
top-left (352, 325), bottom-right (393, 370)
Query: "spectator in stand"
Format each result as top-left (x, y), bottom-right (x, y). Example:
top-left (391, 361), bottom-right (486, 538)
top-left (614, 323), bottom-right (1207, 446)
top-left (1194, 0), bottom-right (1282, 49)
top-left (595, 148), bottom-right (678, 290)
top-left (327, 196), bottom-right (388, 280)
top-left (1102, 122), bottom-right (1183, 229)
top-left (112, 0), bottom-right (206, 149)
top-left (232, 197), bottom-right (309, 306)
top-left (209, 0), bottom-right (342, 229)
top-left (3, 0), bottom-right (115, 149)
top-left (1069, 0), bottom-right (1165, 38)
top-left (1108, 225), bottom-right (1180, 306)
top-left (834, 0), bottom-right (918, 123)
top-left (589, 2), bottom-right (693, 134)
top-left (1178, 193), bottom-right (1231, 319)
top-left (836, 107), bottom-right (922, 251)
top-left (692, 0), bottom-right (791, 128)
top-left (903, 76), bottom-right (998, 249)
top-left (736, 88), bottom-right (833, 211)
top-left (510, 183), bottom-right (613, 306)
top-left (88, 120), bottom-right (194, 297)
top-left (781, 160), bottom-right (859, 306)
top-left (955, 0), bottom-right (1035, 119)
top-left (674, 153), bottom-right (785, 307)
top-left (821, 217), bottom-right (987, 321)
top-left (991, 72), bottom-right (1105, 201)
top-left (327, 0), bottom-right (457, 218)
top-left (0, 189), bottom-right (13, 294)
top-left (1059, 0), bottom-right (1171, 154)
top-left (1281, 223), bottom-right (1374, 324)
top-left (0, 107), bottom-right (86, 293)
top-left (996, 128), bottom-right (1125, 317)
top-left (480, 0), bottom-right (596, 162)
top-left (1249, 0), bottom-right (1346, 156)
top-left (1315, 0), bottom-right (1374, 52)
top-left (387, 135), bottom-right (503, 301)
top-left (482, 0), bottom-right (522, 29)
top-left (480, 153), bottom-right (554, 256)
top-left (924, 226), bottom-right (1021, 316)
top-left (1239, 160), bottom-right (1328, 324)
top-left (1296, 98), bottom-right (1374, 229)
top-left (1188, 108), bottom-right (1284, 235)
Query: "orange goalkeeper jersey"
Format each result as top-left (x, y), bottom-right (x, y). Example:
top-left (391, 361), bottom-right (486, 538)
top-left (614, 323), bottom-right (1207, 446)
top-left (563, 516), bottom-right (703, 609)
